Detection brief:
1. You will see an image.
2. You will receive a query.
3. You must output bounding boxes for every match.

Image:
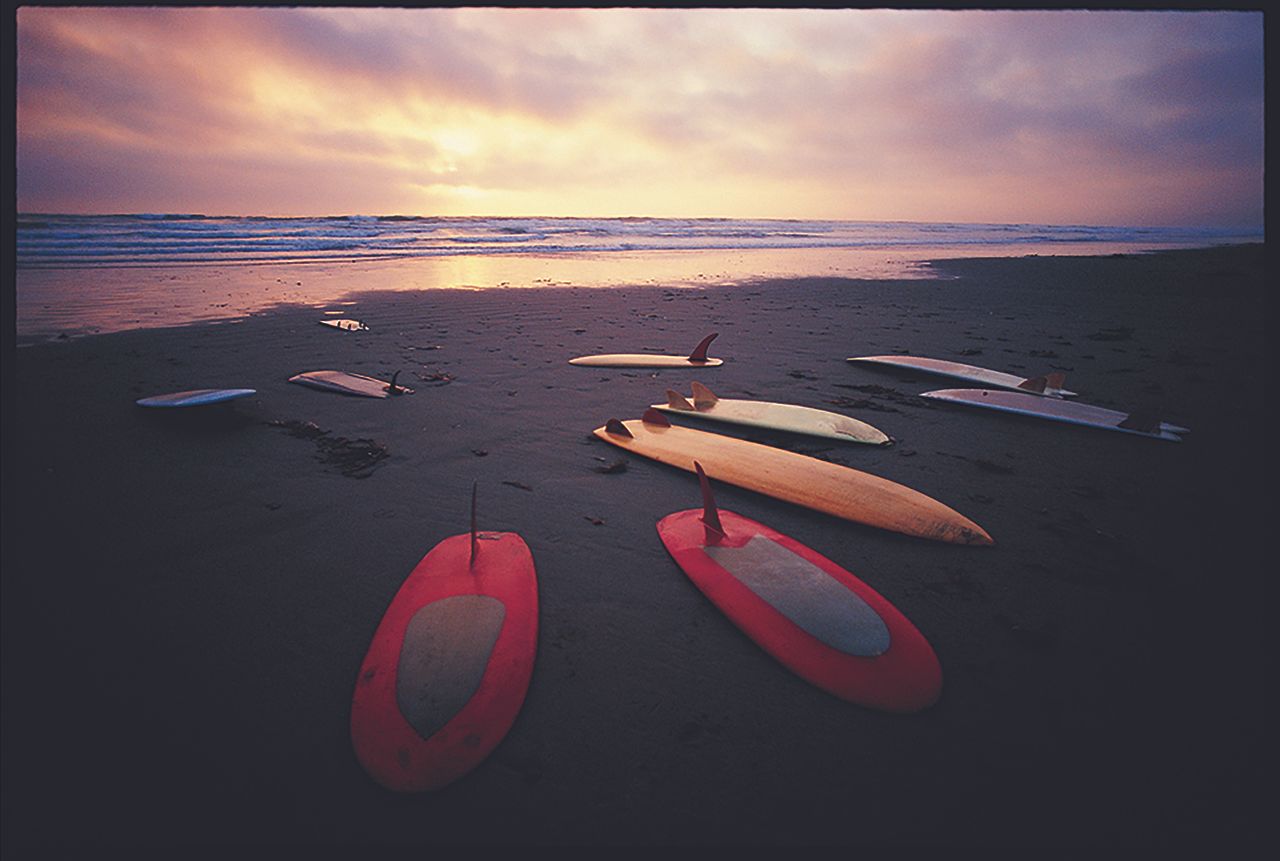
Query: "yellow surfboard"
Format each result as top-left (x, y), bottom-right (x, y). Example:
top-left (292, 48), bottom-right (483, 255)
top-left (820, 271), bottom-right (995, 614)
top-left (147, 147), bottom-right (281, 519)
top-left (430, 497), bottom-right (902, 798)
top-left (593, 412), bottom-right (992, 546)
top-left (569, 332), bottom-right (723, 368)
top-left (653, 382), bottom-right (891, 445)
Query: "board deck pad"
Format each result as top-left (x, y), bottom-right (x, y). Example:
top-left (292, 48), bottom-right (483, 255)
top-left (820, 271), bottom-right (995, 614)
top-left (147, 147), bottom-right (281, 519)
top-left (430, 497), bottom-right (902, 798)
top-left (594, 415), bottom-right (992, 545)
top-left (658, 503), bottom-right (941, 712)
top-left (350, 531), bottom-right (537, 792)
top-left (705, 536), bottom-right (891, 655)
top-left (396, 595), bottom-right (506, 741)
top-left (570, 332), bottom-right (723, 368)
top-left (653, 382), bottom-right (890, 445)
top-left (849, 355), bottom-right (1076, 398)
top-left (920, 388), bottom-right (1187, 441)
top-left (288, 370), bottom-right (414, 398)
top-left (135, 388), bottom-right (256, 408)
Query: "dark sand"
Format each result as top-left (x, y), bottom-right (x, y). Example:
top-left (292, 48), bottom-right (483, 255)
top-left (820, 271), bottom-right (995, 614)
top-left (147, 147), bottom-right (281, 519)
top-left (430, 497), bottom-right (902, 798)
top-left (2, 245), bottom-right (1268, 849)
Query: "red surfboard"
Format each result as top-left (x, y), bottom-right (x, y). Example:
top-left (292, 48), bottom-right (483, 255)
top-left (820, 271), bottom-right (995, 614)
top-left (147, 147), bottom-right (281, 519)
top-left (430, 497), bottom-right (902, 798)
top-left (350, 489), bottom-right (538, 791)
top-left (657, 464), bottom-right (941, 713)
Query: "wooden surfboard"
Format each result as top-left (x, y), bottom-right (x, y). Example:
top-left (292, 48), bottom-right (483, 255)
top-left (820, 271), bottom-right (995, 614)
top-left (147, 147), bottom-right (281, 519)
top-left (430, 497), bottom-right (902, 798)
top-left (849, 355), bottom-right (1076, 398)
top-left (288, 370), bottom-right (414, 399)
top-left (653, 381), bottom-right (891, 445)
top-left (135, 388), bottom-right (256, 408)
top-left (320, 318), bottom-right (368, 332)
top-left (593, 411), bottom-right (992, 545)
top-left (920, 388), bottom-right (1188, 441)
top-left (658, 464), bottom-right (941, 712)
top-left (350, 489), bottom-right (538, 792)
top-left (569, 332), bottom-right (723, 368)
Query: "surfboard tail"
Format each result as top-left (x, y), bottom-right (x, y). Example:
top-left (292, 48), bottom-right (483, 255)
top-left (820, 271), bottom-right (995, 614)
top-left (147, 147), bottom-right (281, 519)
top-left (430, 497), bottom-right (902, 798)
top-left (688, 332), bottom-right (718, 363)
top-left (1117, 409), bottom-right (1161, 433)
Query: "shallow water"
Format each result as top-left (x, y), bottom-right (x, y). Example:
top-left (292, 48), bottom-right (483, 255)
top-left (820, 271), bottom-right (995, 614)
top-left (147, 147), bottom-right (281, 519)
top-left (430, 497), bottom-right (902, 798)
top-left (15, 215), bottom-right (1257, 344)
top-left (13, 242), bottom-right (1232, 346)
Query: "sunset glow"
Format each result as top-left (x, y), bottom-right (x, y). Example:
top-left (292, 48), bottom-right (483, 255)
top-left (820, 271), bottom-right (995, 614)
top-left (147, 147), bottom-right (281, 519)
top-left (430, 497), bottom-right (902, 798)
top-left (16, 7), bottom-right (1264, 227)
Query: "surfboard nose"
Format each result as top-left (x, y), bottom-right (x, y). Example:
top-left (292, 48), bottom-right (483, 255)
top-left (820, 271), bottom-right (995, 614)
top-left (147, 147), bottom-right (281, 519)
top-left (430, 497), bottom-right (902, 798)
top-left (882, 483), bottom-right (994, 546)
top-left (906, 508), bottom-right (993, 546)
top-left (957, 523), bottom-right (995, 546)
top-left (929, 501), bottom-right (995, 546)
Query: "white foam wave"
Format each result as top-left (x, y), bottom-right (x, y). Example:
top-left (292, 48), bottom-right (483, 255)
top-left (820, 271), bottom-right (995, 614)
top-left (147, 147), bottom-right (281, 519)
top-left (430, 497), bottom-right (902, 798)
top-left (14, 215), bottom-right (1256, 269)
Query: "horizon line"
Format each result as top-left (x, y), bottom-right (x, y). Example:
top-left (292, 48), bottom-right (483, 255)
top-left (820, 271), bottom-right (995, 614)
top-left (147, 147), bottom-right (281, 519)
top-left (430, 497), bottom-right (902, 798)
top-left (15, 212), bottom-right (1264, 234)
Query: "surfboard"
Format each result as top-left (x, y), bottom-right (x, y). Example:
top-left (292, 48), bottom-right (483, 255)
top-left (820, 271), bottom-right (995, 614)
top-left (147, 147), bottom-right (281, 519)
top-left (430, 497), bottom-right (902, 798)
top-left (848, 355), bottom-right (1076, 398)
top-left (920, 388), bottom-right (1188, 441)
top-left (569, 332), bottom-right (723, 368)
top-left (658, 463), bottom-right (941, 712)
top-left (288, 370), bottom-right (413, 399)
top-left (653, 382), bottom-right (891, 446)
top-left (594, 410), bottom-right (992, 545)
top-left (135, 388), bottom-right (256, 408)
top-left (350, 487), bottom-right (538, 792)
top-left (320, 319), bottom-right (368, 332)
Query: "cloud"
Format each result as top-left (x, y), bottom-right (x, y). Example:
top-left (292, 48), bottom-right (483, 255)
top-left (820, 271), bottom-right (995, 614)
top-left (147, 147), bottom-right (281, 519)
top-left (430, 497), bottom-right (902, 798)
top-left (15, 7), bottom-right (1264, 226)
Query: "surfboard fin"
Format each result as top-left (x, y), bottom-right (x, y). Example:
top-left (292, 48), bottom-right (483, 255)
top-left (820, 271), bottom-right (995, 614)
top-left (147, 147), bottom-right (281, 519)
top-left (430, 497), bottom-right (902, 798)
top-left (1118, 409), bottom-right (1161, 433)
top-left (642, 408), bottom-right (671, 427)
top-left (688, 332), bottom-right (718, 363)
top-left (385, 370), bottom-right (404, 396)
top-left (470, 481), bottom-right (479, 567)
top-left (690, 381), bottom-right (718, 410)
top-left (666, 390), bottom-right (695, 410)
top-left (604, 418), bottom-right (634, 438)
top-left (1018, 372), bottom-right (1068, 394)
top-left (694, 461), bottom-right (725, 545)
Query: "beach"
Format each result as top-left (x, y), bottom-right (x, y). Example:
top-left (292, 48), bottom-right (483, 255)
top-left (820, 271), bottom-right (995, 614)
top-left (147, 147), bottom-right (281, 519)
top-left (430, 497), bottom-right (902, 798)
top-left (1, 244), bottom-right (1267, 849)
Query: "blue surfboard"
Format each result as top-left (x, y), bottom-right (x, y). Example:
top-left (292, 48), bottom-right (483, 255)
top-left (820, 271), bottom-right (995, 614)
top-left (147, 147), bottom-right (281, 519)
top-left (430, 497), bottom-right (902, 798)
top-left (135, 388), bottom-right (257, 408)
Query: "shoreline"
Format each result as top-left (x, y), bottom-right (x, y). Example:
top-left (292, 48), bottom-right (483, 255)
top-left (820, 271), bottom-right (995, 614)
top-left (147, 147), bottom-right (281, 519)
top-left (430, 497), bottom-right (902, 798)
top-left (13, 241), bottom-right (1261, 346)
top-left (2, 244), bottom-right (1267, 848)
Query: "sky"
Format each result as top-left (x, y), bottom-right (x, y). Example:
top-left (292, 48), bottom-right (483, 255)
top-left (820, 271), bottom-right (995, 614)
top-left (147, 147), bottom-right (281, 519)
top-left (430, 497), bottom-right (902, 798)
top-left (14, 7), bottom-right (1265, 228)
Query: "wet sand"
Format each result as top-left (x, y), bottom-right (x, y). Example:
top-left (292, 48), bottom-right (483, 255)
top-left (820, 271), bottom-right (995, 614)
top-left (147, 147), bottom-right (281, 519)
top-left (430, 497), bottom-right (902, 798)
top-left (1, 244), bottom-right (1267, 849)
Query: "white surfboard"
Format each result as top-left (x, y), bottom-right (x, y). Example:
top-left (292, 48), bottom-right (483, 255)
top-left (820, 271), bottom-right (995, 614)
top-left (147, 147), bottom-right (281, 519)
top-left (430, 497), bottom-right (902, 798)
top-left (652, 382), bottom-right (890, 445)
top-left (320, 319), bottom-right (368, 332)
top-left (920, 388), bottom-right (1187, 441)
top-left (570, 333), bottom-right (723, 368)
top-left (849, 355), bottom-right (1076, 398)
top-left (289, 370), bottom-right (413, 399)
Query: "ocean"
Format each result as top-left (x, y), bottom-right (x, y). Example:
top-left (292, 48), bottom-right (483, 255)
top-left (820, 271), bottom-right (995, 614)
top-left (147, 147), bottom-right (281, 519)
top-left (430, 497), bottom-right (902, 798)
top-left (14, 214), bottom-right (1259, 344)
